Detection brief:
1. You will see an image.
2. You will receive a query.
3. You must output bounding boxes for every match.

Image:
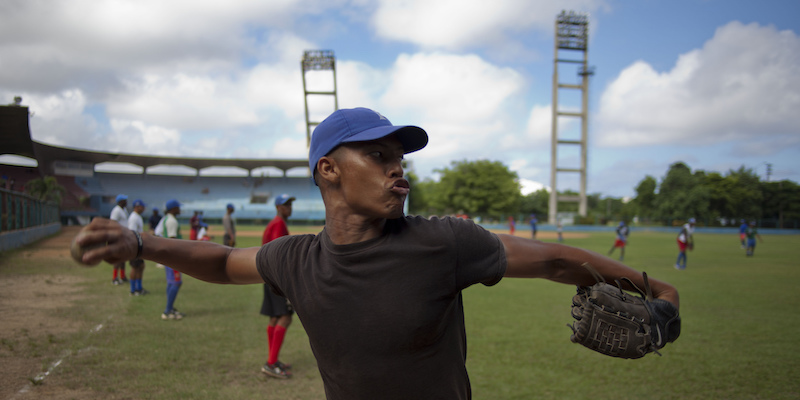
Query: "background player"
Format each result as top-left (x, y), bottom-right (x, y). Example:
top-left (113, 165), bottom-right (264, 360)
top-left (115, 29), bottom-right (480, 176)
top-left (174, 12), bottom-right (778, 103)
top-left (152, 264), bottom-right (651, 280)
top-left (739, 219), bottom-right (748, 249)
top-left (155, 199), bottom-right (185, 320)
top-left (148, 208), bottom-right (162, 234)
top-left (189, 211), bottom-right (201, 241)
top-left (745, 220), bottom-right (763, 257)
top-left (223, 203), bottom-right (236, 247)
top-left (127, 199), bottom-right (148, 295)
top-left (259, 193), bottom-right (296, 379)
top-left (529, 214), bottom-right (538, 239)
top-left (109, 194), bottom-right (129, 285)
top-left (607, 221), bottom-right (629, 261)
top-left (675, 218), bottom-right (695, 270)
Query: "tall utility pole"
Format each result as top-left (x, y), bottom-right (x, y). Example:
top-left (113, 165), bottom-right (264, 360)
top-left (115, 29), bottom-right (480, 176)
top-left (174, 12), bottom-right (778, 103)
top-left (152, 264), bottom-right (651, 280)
top-left (549, 10), bottom-right (592, 225)
top-left (301, 50), bottom-right (338, 147)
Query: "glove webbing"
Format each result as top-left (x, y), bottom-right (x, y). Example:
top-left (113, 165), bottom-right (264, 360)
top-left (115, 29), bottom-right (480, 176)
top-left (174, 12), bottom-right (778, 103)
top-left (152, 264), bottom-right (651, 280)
top-left (582, 262), bottom-right (654, 301)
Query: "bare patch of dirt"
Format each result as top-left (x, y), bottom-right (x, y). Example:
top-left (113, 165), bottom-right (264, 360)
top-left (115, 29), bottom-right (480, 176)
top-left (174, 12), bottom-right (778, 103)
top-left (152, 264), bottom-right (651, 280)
top-left (0, 226), bottom-right (97, 400)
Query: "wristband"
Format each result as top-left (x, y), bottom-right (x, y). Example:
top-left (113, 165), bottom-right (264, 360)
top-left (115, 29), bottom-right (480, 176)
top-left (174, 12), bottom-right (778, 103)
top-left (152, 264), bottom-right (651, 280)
top-left (133, 230), bottom-right (143, 259)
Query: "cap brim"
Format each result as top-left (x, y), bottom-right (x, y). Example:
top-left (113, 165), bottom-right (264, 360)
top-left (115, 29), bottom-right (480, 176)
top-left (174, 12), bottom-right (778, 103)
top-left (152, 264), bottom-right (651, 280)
top-left (342, 125), bottom-right (428, 154)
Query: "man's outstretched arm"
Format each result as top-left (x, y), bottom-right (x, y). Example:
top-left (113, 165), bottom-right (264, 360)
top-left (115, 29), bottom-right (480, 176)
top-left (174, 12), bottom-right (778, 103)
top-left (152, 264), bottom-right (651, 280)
top-left (499, 234), bottom-right (679, 308)
top-left (74, 217), bottom-right (264, 285)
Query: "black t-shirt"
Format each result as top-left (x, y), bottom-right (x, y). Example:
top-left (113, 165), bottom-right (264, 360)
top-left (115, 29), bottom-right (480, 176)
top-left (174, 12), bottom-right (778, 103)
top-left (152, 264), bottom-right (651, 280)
top-left (257, 215), bottom-right (507, 400)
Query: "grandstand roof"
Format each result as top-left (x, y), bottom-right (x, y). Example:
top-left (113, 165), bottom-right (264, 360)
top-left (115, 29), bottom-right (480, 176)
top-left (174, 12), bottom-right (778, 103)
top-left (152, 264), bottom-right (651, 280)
top-left (1, 105), bottom-right (308, 176)
top-left (0, 105), bottom-right (36, 159)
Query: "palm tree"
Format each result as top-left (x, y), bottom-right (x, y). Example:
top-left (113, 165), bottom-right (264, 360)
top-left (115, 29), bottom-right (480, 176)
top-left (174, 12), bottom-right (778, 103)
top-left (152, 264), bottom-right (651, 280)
top-left (25, 176), bottom-right (66, 205)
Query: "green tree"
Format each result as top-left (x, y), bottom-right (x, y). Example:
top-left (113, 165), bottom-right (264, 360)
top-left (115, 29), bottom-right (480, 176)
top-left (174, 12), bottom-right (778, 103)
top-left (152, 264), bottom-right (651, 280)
top-left (520, 188), bottom-right (549, 217)
top-left (24, 176), bottom-right (65, 205)
top-left (704, 167), bottom-right (762, 220)
top-left (633, 175), bottom-right (657, 221)
top-left (406, 170), bottom-right (423, 213)
top-left (429, 160), bottom-right (521, 218)
top-left (761, 179), bottom-right (800, 228)
top-left (595, 195), bottom-right (626, 223)
top-left (654, 162), bottom-right (710, 223)
top-left (408, 172), bottom-right (440, 216)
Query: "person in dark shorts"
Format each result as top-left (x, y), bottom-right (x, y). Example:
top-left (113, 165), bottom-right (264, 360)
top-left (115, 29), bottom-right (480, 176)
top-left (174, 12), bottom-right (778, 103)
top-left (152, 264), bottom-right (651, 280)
top-left (259, 193), bottom-right (296, 379)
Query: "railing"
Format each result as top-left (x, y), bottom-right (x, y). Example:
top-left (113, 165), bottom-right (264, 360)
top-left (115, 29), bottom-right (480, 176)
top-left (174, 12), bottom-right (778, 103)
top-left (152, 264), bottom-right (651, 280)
top-left (0, 188), bottom-right (60, 232)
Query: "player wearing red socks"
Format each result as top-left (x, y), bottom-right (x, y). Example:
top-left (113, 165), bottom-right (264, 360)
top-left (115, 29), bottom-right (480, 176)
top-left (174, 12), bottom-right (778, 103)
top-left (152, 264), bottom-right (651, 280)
top-left (259, 194), bottom-right (296, 379)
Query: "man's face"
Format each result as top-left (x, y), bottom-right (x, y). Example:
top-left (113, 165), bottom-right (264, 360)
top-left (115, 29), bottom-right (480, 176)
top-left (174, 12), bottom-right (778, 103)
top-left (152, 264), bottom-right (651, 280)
top-left (333, 135), bottom-right (408, 219)
top-left (278, 202), bottom-right (293, 218)
top-left (120, 200), bottom-right (127, 208)
top-left (135, 205), bottom-right (144, 214)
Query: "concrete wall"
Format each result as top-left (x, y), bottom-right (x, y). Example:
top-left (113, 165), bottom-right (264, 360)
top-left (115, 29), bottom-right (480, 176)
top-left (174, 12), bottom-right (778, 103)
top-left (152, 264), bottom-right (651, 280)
top-left (0, 223), bottom-right (61, 252)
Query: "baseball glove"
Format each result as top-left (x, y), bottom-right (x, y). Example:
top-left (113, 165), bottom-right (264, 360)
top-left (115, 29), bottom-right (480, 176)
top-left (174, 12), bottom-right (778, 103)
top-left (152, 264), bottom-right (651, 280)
top-left (567, 264), bottom-right (681, 359)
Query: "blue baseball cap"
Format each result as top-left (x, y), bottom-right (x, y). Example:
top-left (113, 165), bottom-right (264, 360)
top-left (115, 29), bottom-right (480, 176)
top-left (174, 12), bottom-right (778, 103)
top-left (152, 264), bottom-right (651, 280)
top-left (226, 203), bottom-right (235, 210)
top-left (275, 194), bottom-right (296, 206)
top-left (308, 107), bottom-right (428, 185)
top-left (688, 218), bottom-right (696, 224)
top-left (165, 199), bottom-right (181, 211)
top-left (132, 199), bottom-right (145, 207)
top-left (116, 194), bottom-right (128, 203)
top-left (619, 221), bottom-right (625, 226)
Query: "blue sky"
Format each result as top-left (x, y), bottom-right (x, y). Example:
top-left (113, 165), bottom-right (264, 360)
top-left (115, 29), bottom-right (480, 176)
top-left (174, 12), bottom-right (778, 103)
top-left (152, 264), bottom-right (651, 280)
top-left (1, 0), bottom-right (798, 197)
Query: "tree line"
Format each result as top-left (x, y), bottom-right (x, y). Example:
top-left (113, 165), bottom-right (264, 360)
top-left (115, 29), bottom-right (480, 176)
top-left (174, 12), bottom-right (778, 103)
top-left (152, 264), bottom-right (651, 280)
top-left (409, 160), bottom-right (800, 228)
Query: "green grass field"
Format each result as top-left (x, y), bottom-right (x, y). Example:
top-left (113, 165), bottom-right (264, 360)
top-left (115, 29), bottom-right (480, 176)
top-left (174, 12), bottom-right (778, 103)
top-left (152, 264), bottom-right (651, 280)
top-left (1, 225), bottom-right (799, 399)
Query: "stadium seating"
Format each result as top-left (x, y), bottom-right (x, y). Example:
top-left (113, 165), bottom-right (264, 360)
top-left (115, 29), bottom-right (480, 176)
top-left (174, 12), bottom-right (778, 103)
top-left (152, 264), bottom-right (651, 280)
top-left (90, 172), bottom-right (324, 222)
top-left (0, 164), bottom-right (325, 223)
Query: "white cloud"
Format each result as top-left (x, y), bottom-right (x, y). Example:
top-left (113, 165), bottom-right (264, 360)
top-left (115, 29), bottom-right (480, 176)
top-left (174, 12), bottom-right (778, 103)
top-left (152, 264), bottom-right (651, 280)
top-left (337, 60), bottom-right (392, 110)
top-left (370, 52), bottom-right (527, 177)
top-left (17, 90), bottom-right (100, 147)
top-left (525, 105), bottom-right (552, 145)
top-left (519, 178), bottom-right (548, 195)
top-left (596, 21), bottom-right (800, 152)
top-left (0, 0), bottom-right (318, 94)
top-left (371, 0), bottom-right (607, 53)
top-left (381, 52), bottom-right (524, 121)
top-left (107, 119), bottom-right (182, 155)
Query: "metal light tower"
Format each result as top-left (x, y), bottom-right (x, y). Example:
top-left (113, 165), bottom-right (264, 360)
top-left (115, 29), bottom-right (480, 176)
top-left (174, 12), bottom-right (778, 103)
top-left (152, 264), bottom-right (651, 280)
top-left (549, 10), bottom-right (593, 225)
top-left (301, 50), bottom-right (338, 147)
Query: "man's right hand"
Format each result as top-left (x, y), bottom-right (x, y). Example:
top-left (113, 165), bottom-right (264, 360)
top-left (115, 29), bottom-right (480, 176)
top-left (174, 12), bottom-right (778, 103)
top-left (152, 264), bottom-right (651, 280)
top-left (71, 218), bottom-right (138, 266)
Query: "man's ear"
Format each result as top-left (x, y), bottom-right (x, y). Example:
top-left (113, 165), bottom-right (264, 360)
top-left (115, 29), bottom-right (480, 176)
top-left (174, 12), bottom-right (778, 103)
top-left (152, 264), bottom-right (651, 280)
top-left (317, 155), bottom-right (340, 185)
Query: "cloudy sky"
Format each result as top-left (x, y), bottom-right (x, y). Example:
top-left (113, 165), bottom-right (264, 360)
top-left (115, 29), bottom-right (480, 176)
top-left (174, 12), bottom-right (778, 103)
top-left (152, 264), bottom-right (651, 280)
top-left (1, 0), bottom-right (798, 197)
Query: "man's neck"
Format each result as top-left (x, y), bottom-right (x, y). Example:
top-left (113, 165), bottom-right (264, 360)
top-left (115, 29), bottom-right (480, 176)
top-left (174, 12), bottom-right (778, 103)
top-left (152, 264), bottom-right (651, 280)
top-left (324, 214), bottom-right (387, 245)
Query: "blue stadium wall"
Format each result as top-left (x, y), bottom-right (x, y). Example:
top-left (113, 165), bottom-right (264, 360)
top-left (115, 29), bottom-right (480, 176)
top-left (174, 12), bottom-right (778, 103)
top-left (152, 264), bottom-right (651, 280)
top-left (62, 172), bottom-right (327, 223)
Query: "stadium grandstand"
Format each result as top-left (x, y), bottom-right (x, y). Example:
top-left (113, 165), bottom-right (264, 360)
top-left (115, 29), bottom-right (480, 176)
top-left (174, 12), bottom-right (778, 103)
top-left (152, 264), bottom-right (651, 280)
top-left (1, 103), bottom-right (326, 226)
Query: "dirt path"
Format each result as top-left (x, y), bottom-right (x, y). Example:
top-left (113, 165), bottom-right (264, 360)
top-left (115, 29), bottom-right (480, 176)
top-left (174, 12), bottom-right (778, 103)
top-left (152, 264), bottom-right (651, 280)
top-left (0, 226), bottom-right (101, 400)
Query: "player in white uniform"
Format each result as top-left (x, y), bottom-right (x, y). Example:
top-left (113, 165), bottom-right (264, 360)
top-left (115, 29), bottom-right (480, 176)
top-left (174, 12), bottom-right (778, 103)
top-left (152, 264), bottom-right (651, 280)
top-left (109, 194), bottom-right (129, 284)
top-left (675, 218), bottom-right (695, 270)
top-left (127, 199), bottom-right (148, 295)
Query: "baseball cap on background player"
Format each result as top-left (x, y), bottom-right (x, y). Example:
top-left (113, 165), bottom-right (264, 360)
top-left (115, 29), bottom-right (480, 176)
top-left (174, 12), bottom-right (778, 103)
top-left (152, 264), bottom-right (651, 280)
top-left (132, 199), bottom-right (145, 208)
top-left (275, 194), bottom-right (295, 206)
top-left (688, 218), bottom-right (696, 224)
top-left (226, 203), bottom-right (235, 210)
top-left (165, 199), bottom-right (181, 211)
top-left (116, 194), bottom-right (128, 203)
top-left (308, 107), bottom-right (429, 185)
